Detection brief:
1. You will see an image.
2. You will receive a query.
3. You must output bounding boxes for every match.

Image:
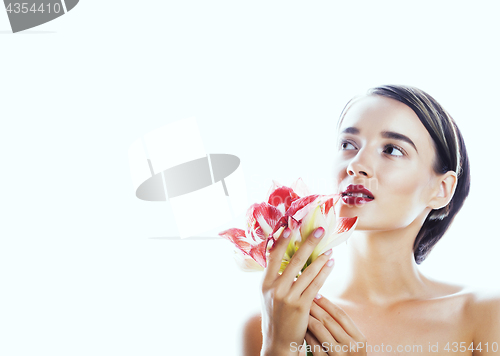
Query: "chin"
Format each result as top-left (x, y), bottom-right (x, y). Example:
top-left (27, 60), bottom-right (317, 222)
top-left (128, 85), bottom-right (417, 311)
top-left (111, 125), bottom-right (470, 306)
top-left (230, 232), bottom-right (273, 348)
top-left (337, 205), bottom-right (368, 217)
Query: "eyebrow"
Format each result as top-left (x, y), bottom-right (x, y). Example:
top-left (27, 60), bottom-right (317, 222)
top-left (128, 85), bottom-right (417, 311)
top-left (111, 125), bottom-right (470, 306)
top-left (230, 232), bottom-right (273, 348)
top-left (340, 127), bottom-right (418, 153)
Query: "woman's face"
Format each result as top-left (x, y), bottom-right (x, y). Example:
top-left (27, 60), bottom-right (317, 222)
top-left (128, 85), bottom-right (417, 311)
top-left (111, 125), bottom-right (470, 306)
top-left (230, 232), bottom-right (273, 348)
top-left (333, 95), bottom-right (440, 231)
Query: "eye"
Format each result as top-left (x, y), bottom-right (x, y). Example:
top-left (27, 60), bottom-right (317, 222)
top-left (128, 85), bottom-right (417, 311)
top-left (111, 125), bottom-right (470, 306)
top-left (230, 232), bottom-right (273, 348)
top-left (383, 144), bottom-right (405, 157)
top-left (339, 141), bottom-right (356, 151)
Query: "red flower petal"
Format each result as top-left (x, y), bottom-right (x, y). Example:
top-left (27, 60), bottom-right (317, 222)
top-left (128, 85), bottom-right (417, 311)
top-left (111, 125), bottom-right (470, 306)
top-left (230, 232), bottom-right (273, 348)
top-left (268, 186), bottom-right (299, 212)
top-left (285, 195), bottom-right (320, 219)
top-left (246, 202), bottom-right (283, 242)
top-left (249, 240), bottom-right (268, 268)
top-left (334, 217), bottom-right (358, 234)
top-left (269, 194), bottom-right (330, 244)
top-left (265, 180), bottom-right (282, 202)
top-left (322, 195), bottom-right (341, 216)
top-left (219, 228), bottom-right (252, 255)
top-left (269, 215), bottom-right (289, 242)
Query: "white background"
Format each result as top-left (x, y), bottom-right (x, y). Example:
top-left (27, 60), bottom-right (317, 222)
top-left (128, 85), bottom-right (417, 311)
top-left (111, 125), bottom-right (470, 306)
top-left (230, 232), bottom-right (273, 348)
top-left (1, 1), bottom-right (499, 355)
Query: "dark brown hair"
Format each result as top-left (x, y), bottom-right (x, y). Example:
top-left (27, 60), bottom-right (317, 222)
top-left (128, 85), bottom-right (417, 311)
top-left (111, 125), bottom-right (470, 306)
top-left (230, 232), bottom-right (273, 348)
top-left (338, 85), bottom-right (471, 264)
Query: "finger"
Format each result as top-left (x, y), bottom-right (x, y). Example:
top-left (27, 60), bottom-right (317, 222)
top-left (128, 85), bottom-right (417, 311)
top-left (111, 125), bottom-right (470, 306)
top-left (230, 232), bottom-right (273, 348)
top-left (304, 330), bottom-right (328, 356)
top-left (300, 255), bottom-right (335, 303)
top-left (310, 300), bottom-right (350, 344)
top-left (280, 227), bottom-right (325, 286)
top-left (262, 226), bottom-right (291, 286)
top-left (306, 316), bottom-right (335, 355)
top-left (313, 296), bottom-right (367, 343)
top-left (288, 249), bottom-right (333, 298)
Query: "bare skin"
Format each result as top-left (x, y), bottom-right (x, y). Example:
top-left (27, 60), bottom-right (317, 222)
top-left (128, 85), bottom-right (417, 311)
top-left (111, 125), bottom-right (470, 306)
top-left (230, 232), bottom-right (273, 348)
top-left (245, 282), bottom-right (500, 356)
top-left (242, 95), bottom-right (500, 356)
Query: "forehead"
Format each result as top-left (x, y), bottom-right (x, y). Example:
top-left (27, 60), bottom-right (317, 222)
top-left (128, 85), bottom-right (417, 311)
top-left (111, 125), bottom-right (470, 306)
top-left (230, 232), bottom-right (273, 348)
top-left (339, 95), bottom-right (434, 152)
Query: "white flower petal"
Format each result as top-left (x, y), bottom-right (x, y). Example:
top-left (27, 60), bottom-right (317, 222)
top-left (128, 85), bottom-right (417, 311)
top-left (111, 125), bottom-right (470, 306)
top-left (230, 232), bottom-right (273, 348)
top-left (290, 177), bottom-right (312, 197)
top-left (233, 249), bottom-right (265, 272)
top-left (315, 218), bottom-right (359, 257)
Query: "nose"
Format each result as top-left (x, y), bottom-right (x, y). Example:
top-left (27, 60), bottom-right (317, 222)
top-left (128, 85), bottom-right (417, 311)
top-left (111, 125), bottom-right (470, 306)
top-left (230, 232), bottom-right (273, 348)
top-left (346, 149), bottom-right (373, 178)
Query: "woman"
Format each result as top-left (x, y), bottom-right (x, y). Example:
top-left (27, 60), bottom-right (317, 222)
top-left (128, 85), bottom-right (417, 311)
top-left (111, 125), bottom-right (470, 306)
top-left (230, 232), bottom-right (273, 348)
top-left (242, 85), bottom-right (500, 356)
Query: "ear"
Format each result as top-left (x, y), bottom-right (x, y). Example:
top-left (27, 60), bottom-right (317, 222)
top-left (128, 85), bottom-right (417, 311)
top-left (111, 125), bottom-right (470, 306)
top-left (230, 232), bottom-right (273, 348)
top-left (428, 171), bottom-right (458, 210)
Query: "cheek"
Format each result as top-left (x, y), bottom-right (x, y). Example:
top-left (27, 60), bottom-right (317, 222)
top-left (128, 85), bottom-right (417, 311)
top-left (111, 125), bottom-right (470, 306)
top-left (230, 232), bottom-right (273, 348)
top-left (381, 169), bottom-right (430, 218)
top-left (387, 174), bottom-right (421, 196)
top-left (331, 165), bottom-right (345, 189)
top-left (382, 160), bottom-right (429, 195)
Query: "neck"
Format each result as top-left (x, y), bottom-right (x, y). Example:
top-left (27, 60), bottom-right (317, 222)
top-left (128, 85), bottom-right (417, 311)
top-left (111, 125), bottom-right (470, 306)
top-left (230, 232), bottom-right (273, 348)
top-left (337, 218), bottom-right (432, 306)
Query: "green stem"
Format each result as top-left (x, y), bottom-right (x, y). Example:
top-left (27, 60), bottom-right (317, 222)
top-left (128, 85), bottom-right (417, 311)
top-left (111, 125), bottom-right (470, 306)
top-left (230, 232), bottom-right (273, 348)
top-left (306, 341), bottom-right (314, 356)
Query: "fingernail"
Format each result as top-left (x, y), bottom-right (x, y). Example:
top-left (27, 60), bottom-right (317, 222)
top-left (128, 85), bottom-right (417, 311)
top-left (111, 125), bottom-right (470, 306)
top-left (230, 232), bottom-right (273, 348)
top-left (283, 229), bottom-right (291, 238)
top-left (315, 293), bottom-right (322, 300)
top-left (314, 227), bottom-right (324, 238)
top-left (327, 258), bottom-right (335, 267)
top-left (323, 249), bottom-right (332, 256)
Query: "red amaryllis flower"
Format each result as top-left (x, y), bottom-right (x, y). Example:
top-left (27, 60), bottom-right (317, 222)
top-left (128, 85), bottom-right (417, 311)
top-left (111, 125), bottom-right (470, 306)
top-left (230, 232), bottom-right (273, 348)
top-left (219, 178), bottom-right (358, 272)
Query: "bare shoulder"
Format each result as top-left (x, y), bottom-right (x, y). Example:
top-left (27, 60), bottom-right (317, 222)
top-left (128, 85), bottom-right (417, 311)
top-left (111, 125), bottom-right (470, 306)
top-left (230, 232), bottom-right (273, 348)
top-left (427, 279), bottom-right (500, 315)
top-left (449, 286), bottom-right (500, 354)
top-left (424, 276), bottom-right (495, 301)
top-left (448, 285), bottom-right (500, 319)
top-left (467, 287), bottom-right (500, 309)
top-left (241, 312), bottom-right (263, 356)
top-left (468, 288), bottom-right (500, 335)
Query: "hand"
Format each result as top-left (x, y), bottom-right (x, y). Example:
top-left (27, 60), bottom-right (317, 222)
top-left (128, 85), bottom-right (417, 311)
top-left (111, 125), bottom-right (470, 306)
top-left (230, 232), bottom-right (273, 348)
top-left (260, 226), bottom-right (336, 356)
top-left (305, 295), bottom-right (367, 355)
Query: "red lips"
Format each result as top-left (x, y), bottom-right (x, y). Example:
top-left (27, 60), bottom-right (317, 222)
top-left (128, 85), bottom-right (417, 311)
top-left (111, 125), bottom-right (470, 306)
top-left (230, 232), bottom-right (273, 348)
top-left (341, 184), bottom-right (374, 205)
top-left (342, 184), bottom-right (375, 198)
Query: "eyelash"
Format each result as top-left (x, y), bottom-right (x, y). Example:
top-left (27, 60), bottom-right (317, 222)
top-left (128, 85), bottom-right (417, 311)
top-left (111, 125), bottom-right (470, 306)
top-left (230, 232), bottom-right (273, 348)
top-left (339, 140), bottom-right (407, 157)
